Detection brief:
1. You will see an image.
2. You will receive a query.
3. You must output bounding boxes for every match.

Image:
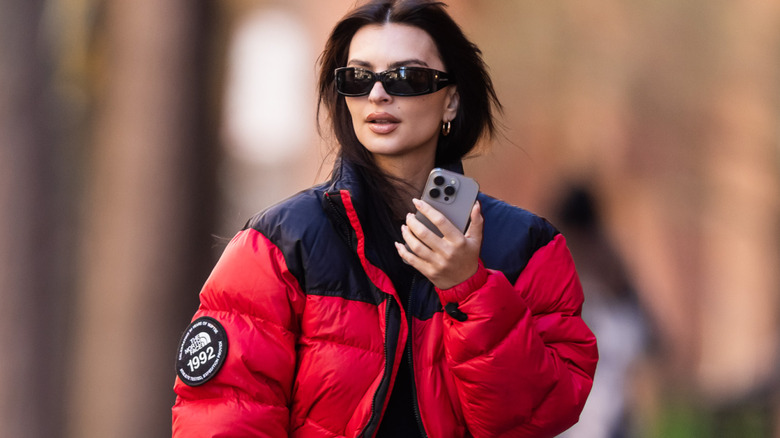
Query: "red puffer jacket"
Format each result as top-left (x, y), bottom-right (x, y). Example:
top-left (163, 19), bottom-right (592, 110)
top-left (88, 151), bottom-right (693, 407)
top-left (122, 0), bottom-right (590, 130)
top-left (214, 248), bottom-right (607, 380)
top-left (172, 161), bottom-right (598, 437)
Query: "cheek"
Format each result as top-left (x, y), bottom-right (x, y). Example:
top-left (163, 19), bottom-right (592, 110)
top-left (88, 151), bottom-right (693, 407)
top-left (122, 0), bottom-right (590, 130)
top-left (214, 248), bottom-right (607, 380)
top-left (345, 99), bottom-right (363, 127)
top-left (406, 99), bottom-right (446, 129)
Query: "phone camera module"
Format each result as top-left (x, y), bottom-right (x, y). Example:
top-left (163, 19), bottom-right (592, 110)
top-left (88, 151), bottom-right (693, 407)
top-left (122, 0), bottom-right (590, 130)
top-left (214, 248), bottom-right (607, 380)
top-left (426, 171), bottom-right (459, 204)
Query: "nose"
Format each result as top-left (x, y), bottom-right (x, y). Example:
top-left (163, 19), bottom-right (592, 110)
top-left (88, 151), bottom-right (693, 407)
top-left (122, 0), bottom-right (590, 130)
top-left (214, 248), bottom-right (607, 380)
top-left (367, 79), bottom-right (392, 103)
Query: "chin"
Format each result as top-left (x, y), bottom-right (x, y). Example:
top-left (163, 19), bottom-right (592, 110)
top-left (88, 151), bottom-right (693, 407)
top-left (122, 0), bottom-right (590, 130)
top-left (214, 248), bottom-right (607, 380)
top-left (359, 138), bottom-right (404, 156)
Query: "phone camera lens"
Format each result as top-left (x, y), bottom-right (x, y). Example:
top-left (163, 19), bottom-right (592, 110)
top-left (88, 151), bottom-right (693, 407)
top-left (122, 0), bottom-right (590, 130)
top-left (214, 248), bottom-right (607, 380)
top-left (429, 188), bottom-right (441, 198)
top-left (444, 185), bottom-right (455, 196)
top-left (433, 175), bottom-right (445, 186)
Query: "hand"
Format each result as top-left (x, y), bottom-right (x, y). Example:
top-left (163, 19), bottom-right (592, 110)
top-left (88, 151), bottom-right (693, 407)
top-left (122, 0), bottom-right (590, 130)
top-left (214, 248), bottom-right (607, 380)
top-left (395, 198), bottom-right (483, 290)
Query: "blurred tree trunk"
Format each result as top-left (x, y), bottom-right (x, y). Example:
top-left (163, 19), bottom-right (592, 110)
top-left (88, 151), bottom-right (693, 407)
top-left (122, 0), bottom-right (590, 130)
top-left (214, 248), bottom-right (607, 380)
top-left (65, 1), bottom-right (216, 437)
top-left (0, 1), bottom-right (69, 437)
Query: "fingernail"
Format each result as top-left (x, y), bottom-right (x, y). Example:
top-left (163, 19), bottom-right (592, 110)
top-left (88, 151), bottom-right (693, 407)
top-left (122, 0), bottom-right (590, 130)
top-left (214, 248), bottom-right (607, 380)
top-left (412, 198), bottom-right (421, 206)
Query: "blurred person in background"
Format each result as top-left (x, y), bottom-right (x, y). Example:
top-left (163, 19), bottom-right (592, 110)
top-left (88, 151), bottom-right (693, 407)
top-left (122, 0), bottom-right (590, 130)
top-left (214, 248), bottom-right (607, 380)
top-left (171, 1), bottom-right (597, 436)
top-left (555, 186), bottom-right (650, 438)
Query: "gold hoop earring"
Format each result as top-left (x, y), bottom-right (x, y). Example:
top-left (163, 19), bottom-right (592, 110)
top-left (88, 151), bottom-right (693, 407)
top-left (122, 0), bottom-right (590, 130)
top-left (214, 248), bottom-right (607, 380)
top-left (441, 121), bottom-right (451, 136)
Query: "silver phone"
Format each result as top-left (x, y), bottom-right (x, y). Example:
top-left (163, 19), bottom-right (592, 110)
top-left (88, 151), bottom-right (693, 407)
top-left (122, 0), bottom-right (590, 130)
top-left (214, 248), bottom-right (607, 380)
top-left (415, 168), bottom-right (480, 237)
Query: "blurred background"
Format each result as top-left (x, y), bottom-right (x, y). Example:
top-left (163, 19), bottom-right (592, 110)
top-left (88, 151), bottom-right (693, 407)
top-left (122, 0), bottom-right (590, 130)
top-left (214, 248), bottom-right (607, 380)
top-left (1, 0), bottom-right (779, 437)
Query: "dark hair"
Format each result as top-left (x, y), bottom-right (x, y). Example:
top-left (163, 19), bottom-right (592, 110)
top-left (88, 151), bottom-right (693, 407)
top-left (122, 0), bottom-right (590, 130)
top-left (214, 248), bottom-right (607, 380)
top-left (317, 0), bottom-right (501, 215)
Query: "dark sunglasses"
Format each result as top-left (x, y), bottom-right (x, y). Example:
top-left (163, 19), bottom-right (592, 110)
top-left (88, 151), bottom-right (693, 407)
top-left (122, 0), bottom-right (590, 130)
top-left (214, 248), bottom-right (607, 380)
top-left (334, 66), bottom-right (453, 97)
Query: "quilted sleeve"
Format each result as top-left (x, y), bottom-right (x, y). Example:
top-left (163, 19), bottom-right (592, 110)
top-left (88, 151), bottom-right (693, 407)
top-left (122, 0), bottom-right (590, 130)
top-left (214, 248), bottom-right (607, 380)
top-left (437, 233), bottom-right (598, 437)
top-left (172, 228), bottom-right (305, 438)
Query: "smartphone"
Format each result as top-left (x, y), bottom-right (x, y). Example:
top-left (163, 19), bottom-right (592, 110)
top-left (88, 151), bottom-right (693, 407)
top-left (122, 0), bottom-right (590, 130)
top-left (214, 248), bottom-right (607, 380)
top-left (415, 168), bottom-right (480, 237)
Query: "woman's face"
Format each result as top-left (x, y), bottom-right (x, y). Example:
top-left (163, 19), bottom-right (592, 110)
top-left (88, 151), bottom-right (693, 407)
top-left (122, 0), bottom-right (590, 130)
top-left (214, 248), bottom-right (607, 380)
top-left (344, 23), bottom-right (459, 172)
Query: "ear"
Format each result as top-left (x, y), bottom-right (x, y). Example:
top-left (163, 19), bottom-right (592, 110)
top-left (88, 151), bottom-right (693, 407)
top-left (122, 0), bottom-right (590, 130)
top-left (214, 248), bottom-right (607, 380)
top-left (442, 87), bottom-right (460, 122)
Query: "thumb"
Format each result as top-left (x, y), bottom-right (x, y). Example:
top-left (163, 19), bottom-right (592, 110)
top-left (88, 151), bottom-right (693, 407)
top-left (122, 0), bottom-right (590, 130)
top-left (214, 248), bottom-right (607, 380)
top-left (464, 201), bottom-right (483, 242)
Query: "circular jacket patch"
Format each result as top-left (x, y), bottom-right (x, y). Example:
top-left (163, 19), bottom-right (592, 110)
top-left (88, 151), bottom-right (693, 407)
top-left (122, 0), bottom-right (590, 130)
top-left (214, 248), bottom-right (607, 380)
top-left (176, 316), bottom-right (228, 386)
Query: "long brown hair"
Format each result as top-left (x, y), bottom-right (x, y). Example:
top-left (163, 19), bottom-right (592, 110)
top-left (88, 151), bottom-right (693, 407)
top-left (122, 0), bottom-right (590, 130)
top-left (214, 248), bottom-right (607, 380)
top-left (317, 0), bottom-right (501, 217)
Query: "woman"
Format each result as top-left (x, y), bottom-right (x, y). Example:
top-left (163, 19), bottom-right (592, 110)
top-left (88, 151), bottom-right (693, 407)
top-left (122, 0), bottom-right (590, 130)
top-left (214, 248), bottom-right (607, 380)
top-left (172, 1), bottom-right (598, 437)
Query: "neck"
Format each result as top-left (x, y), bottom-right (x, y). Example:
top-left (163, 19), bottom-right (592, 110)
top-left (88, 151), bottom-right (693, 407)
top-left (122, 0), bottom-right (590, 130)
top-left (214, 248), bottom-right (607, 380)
top-left (373, 154), bottom-right (435, 213)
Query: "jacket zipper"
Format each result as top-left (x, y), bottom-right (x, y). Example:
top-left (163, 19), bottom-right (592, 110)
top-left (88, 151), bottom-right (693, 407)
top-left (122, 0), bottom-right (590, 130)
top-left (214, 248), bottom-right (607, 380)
top-left (407, 274), bottom-right (429, 438)
top-left (328, 190), bottom-right (413, 437)
top-left (360, 297), bottom-right (394, 438)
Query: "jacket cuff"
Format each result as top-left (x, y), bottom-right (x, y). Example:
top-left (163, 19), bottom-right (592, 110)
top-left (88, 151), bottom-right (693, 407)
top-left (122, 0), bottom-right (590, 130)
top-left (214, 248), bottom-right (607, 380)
top-left (436, 261), bottom-right (488, 304)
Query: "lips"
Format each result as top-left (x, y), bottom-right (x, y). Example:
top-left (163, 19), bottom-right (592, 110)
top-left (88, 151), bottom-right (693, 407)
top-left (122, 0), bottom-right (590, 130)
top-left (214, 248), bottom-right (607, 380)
top-left (366, 112), bottom-right (400, 134)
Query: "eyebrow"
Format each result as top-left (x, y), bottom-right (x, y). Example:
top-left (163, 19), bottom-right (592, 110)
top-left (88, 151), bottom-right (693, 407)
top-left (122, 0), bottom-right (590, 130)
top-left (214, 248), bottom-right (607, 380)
top-left (347, 58), bottom-right (430, 70)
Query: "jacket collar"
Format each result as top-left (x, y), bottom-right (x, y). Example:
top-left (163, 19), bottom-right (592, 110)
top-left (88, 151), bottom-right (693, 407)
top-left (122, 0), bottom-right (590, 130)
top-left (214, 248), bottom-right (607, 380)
top-left (325, 158), bottom-right (464, 209)
top-left (326, 159), bottom-right (367, 212)
top-left (322, 158), bottom-right (466, 250)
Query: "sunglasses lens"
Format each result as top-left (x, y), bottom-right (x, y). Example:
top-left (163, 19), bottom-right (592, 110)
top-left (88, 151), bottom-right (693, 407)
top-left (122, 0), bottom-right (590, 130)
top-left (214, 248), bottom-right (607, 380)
top-left (335, 67), bottom-right (447, 96)
top-left (384, 68), bottom-right (430, 95)
top-left (336, 68), bottom-right (374, 96)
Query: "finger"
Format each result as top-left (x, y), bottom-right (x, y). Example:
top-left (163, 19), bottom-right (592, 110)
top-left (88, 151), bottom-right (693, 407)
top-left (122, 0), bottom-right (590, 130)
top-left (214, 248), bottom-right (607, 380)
top-left (396, 241), bottom-right (441, 284)
top-left (400, 222), bottom-right (435, 259)
top-left (411, 198), bottom-right (461, 239)
top-left (394, 241), bottom-right (415, 265)
top-left (464, 201), bottom-right (484, 242)
top-left (394, 239), bottom-right (431, 272)
top-left (404, 211), bottom-right (446, 253)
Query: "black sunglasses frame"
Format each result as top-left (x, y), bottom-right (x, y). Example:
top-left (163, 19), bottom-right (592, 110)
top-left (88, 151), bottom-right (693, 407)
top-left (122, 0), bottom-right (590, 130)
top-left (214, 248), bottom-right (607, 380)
top-left (334, 66), bottom-right (453, 97)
